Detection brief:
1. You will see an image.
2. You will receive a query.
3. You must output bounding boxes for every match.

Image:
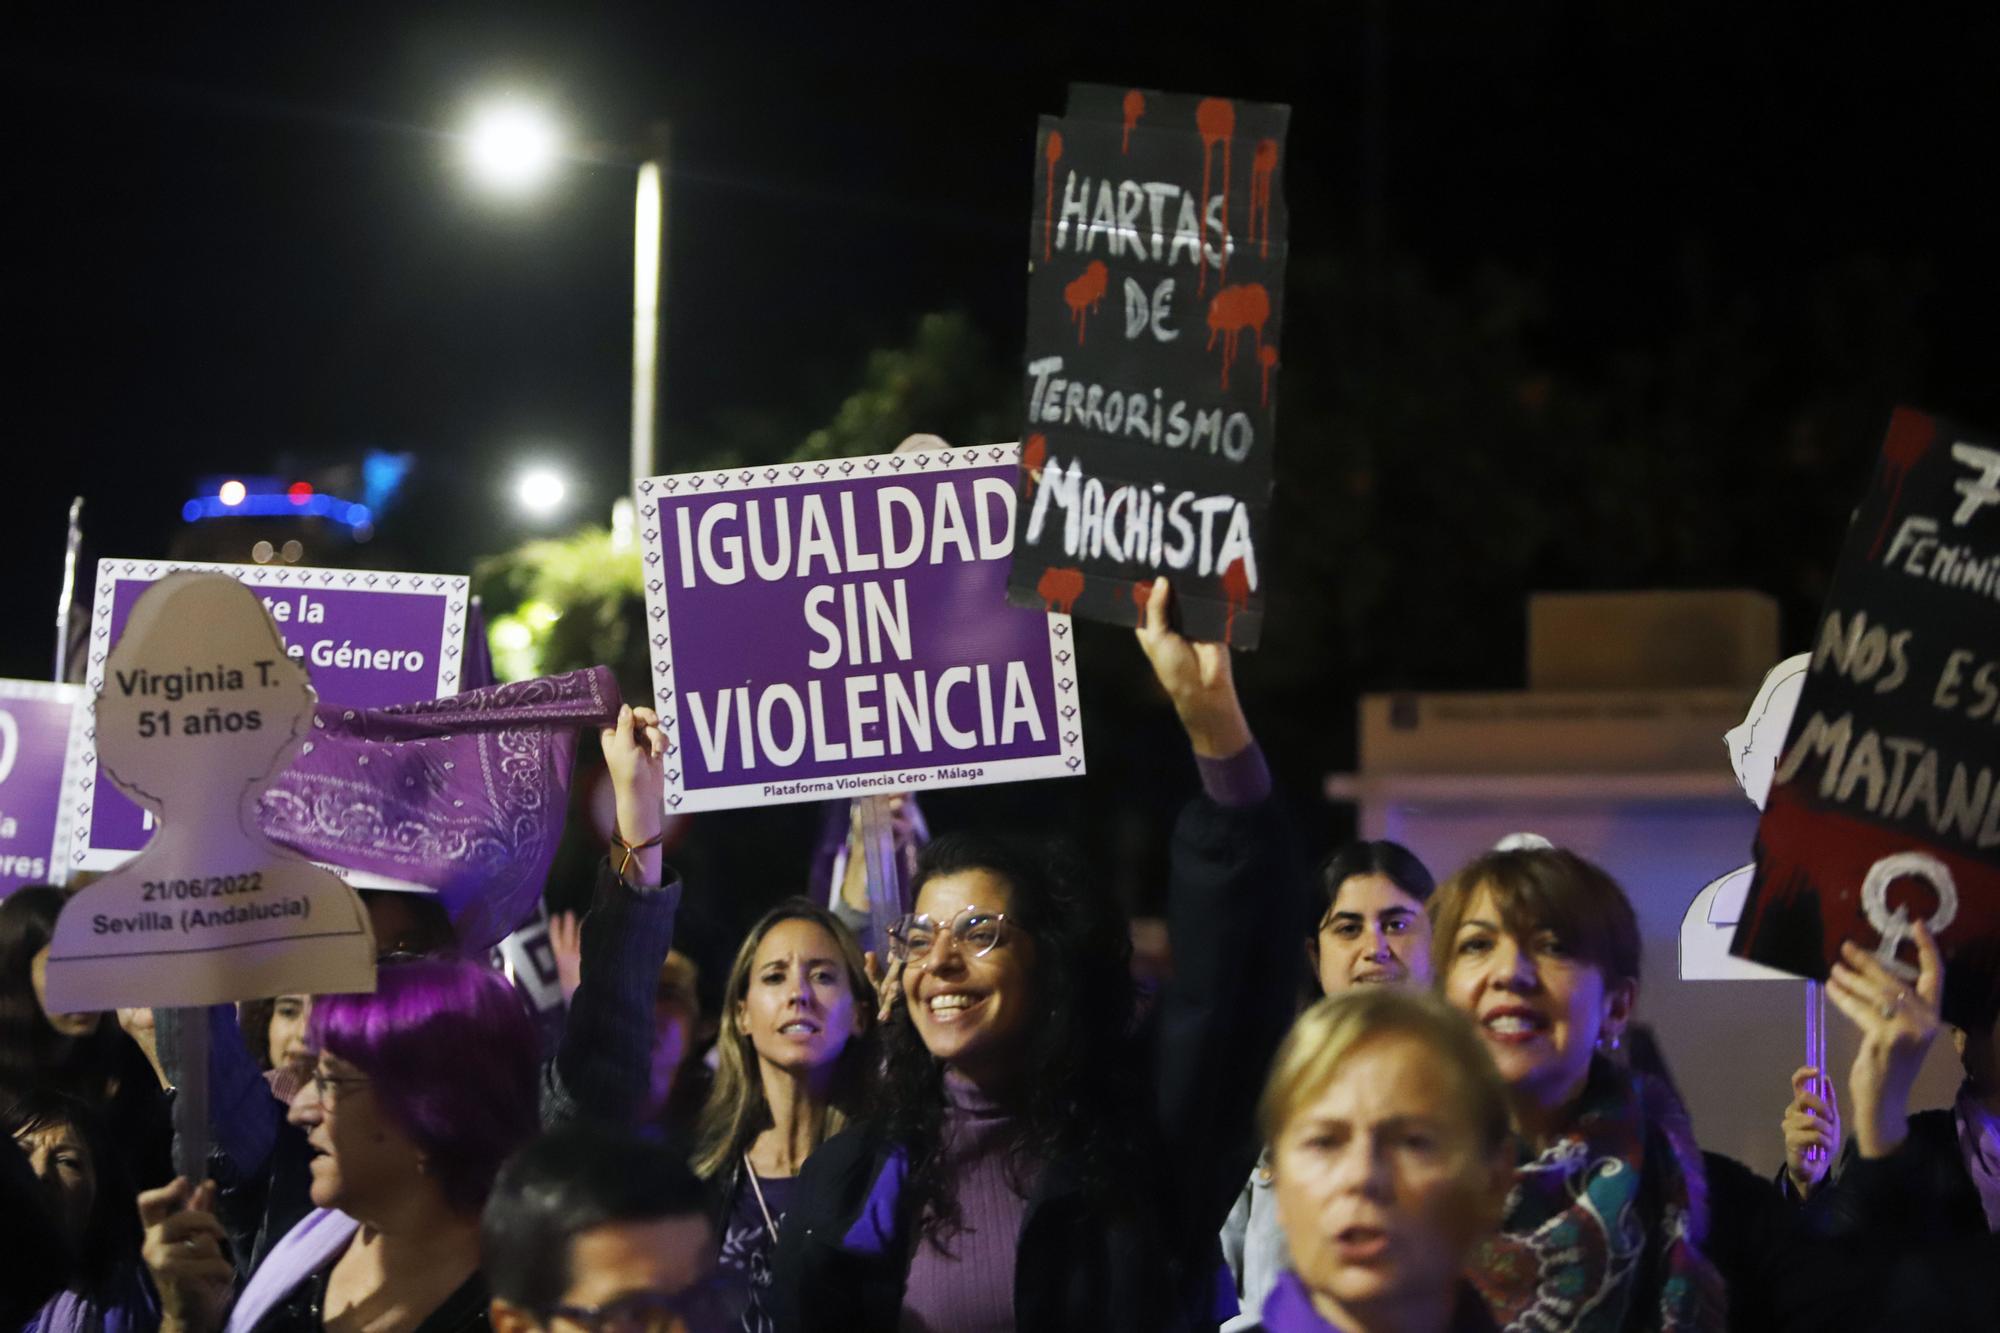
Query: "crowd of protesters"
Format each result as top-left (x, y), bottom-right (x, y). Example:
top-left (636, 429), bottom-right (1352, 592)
top-left (4, 575), bottom-right (1999, 1333)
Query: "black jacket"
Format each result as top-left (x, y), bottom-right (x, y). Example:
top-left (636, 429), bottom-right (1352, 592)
top-left (1808, 1108), bottom-right (2000, 1330)
top-left (771, 789), bottom-right (1300, 1333)
top-left (1751, 1108), bottom-right (2000, 1331)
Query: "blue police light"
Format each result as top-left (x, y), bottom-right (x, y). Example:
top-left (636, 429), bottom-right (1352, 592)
top-left (180, 486), bottom-right (375, 533)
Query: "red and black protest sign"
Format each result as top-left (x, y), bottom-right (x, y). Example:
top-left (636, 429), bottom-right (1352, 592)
top-left (1005, 84), bottom-right (1290, 648)
top-left (1732, 408), bottom-right (2000, 1026)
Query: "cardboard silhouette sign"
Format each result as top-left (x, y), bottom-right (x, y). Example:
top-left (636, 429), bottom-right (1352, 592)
top-left (1679, 655), bottom-right (1808, 982)
top-left (44, 574), bottom-right (374, 1009)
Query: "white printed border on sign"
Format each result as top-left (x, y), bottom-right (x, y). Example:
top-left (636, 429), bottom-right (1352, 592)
top-left (61, 559), bottom-right (468, 880)
top-left (634, 443), bottom-right (1086, 813)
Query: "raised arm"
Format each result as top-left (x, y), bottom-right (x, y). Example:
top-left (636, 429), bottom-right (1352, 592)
top-left (1135, 578), bottom-right (1303, 1252)
top-left (542, 704), bottom-right (682, 1128)
top-left (1825, 923), bottom-right (1943, 1164)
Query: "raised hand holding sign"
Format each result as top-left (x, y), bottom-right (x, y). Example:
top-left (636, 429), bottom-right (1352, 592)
top-left (44, 573), bottom-right (374, 1010)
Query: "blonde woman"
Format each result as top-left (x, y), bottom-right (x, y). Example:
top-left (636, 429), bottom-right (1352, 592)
top-left (1255, 987), bottom-right (1512, 1333)
top-left (691, 900), bottom-right (876, 1333)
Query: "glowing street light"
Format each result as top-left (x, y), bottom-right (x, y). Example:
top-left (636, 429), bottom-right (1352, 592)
top-left (515, 466), bottom-right (569, 518)
top-left (464, 99), bottom-right (562, 196)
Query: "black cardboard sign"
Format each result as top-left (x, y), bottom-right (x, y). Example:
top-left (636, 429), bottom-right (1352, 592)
top-left (1005, 84), bottom-right (1290, 647)
top-left (1733, 408), bottom-right (2000, 1027)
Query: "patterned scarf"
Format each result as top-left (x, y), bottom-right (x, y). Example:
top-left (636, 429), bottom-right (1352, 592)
top-left (1470, 1058), bottom-right (1724, 1333)
top-left (256, 665), bottom-right (621, 954)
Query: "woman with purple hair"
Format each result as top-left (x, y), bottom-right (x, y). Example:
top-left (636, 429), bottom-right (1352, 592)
top-left (139, 959), bottom-right (541, 1333)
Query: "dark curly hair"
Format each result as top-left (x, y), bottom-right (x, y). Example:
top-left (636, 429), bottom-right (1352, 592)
top-left (875, 831), bottom-right (1152, 1244)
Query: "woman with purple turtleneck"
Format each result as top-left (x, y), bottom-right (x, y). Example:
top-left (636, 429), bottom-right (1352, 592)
top-left (772, 579), bottom-right (1304, 1333)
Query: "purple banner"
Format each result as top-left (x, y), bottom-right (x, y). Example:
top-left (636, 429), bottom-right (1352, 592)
top-left (637, 446), bottom-right (1086, 812)
top-left (0, 681), bottom-right (83, 894)
top-left (69, 560), bottom-right (467, 871)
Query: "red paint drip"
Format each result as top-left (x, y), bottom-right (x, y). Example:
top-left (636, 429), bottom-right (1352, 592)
top-left (1868, 408), bottom-right (1939, 561)
top-left (1221, 558), bottom-right (1251, 644)
top-left (1130, 580), bottom-right (1152, 625)
top-left (1205, 282), bottom-right (1271, 390)
top-left (1037, 565), bottom-right (1086, 615)
top-left (1022, 433), bottom-right (1047, 500)
top-left (1258, 344), bottom-right (1279, 407)
top-left (1043, 130), bottom-right (1064, 263)
top-left (1195, 98), bottom-right (1235, 295)
top-left (1121, 89), bottom-right (1145, 153)
top-left (1065, 261), bottom-right (1109, 345)
top-left (1249, 138), bottom-right (1279, 259)
top-left (1746, 786), bottom-right (1998, 990)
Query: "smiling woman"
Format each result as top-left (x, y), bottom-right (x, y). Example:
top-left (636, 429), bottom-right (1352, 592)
top-left (773, 575), bottom-right (1303, 1333)
top-left (1431, 848), bottom-right (1725, 1332)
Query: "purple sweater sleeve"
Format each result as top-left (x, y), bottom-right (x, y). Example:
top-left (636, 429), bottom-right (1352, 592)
top-left (1195, 741), bottom-right (1272, 808)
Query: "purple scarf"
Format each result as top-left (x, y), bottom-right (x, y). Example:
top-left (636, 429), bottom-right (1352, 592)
top-left (24, 1267), bottom-right (158, 1333)
top-left (1260, 1271), bottom-right (1498, 1333)
top-left (257, 666), bottom-right (621, 954)
top-left (223, 1208), bottom-right (359, 1333)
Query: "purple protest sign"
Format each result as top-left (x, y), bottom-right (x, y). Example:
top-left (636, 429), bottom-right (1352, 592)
top-left (0, 680), bottom-right (84, 894)
top-left (64, 560), bottom-right (468, 873)
top-left (637, 444), bottom-right (1086, 812)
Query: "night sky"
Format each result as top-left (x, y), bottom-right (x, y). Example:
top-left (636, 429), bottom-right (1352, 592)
top-left (11, 2), bottom-right (2000, 692)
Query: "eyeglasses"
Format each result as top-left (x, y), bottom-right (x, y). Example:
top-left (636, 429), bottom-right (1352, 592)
top-left (308, 1068), bottom-right (373, 1104)
top-left (544, 1281), bottom-right (732, 1333)
top-left (886, 907), bottom-right (1010, 964)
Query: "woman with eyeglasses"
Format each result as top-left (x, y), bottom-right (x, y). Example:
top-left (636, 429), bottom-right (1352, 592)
top-left (772, 578), bottom-right (1302, 1333)
top-left (137, 958), bottom-right (542, 1333)
top-left (689, 902), bottom-right (876, 1333)
top-left (165, 704), bottom-right (681, 1285)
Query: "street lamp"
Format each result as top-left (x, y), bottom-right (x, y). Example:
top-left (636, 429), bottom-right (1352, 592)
top-left (514, 465), bottom-right (569, 519)
top-left (458, 98), bottom-right (670, 524)
top-left (463, 99), bottom-right (562, 196)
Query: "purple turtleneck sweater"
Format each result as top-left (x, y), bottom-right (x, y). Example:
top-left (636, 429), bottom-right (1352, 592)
top-left (898, 1072), bottom-right (1031, 1333)
top-left (897, 744), bottom-right (1269, 1332)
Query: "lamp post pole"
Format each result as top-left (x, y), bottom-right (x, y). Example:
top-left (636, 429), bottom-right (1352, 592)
top-left (630, 121), bottom-right (669, 494)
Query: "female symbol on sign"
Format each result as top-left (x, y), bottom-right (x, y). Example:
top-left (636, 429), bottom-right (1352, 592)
top-left (1859, 850), bottom-right (1957, 981)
